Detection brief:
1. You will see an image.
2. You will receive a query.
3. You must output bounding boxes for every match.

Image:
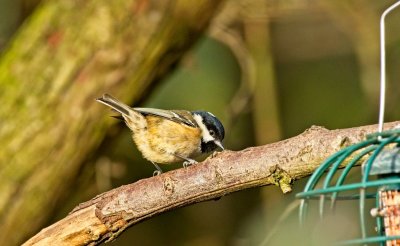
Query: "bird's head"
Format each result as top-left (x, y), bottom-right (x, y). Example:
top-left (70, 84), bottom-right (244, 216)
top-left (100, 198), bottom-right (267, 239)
top-left (192, 111), bottom-right (225, 153)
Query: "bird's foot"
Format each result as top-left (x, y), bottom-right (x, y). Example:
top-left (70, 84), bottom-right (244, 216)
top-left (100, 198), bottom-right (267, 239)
top-left (183, 159), bottom-right (198, 168)
top-left (153, 170), bottom-right (162, 176)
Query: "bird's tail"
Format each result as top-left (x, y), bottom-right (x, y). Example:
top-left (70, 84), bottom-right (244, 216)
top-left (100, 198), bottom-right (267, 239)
top-left (96, 94), bottom-right (132, 116)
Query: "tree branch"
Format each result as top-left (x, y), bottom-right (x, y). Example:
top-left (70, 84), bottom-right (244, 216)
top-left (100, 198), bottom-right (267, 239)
top-left (24, 121), bottom-right (400, 245)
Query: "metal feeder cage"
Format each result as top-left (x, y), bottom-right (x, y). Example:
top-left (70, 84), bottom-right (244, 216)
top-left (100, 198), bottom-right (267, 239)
top-left (297, 129), bottom-right (400, 245)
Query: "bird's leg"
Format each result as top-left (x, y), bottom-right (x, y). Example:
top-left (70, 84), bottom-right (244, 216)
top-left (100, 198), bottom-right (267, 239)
top-left (151, 162), bottom-right (163, 176)
top-left (174, 154), bottom-right (198, 168)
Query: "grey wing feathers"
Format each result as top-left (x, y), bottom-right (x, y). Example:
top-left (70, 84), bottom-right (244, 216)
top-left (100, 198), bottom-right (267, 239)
top-left (96, 94), bottom-right (196, 127)
top-left (134, 107), bottom-right (196, 127)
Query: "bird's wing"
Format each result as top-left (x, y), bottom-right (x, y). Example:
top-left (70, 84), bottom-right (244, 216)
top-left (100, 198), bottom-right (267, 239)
top-left (133, 108), bottom-right (197, 127)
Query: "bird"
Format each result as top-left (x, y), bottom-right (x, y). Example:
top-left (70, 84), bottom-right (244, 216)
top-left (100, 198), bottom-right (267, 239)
top-left (96, 94), bottom-right (225, 175)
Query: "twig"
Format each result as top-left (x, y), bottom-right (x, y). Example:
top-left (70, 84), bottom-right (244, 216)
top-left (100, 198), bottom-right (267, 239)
top-left (24, 121), bottom-right (400, 245)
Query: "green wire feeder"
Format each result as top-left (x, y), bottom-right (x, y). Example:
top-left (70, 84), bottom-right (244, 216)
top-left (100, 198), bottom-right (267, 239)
top-left (296, 128), bottom-right (400, 245)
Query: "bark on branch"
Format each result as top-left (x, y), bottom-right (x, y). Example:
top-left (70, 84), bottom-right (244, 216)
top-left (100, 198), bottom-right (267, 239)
top-left (24, 121), bottom-right (400, 245)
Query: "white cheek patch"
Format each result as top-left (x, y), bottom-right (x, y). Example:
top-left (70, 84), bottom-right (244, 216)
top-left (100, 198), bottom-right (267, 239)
top-left (193, 114), bottom-right (215, 142)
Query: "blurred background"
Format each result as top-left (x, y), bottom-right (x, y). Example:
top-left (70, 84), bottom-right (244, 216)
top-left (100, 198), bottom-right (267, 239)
top-left (1, 0), bottom-right (400, 245)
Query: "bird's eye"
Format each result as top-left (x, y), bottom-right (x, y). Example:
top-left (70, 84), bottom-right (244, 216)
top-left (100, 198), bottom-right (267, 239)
top-left (209, 130), bottom-right (215, 136)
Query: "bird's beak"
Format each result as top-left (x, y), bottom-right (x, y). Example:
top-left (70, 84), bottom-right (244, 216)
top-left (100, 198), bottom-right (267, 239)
top-left (214, 140), bottom-right (224, 150)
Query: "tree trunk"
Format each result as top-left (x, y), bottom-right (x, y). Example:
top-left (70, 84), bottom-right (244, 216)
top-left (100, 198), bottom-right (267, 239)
top-left (0, 0), bottom-right (223, 245)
